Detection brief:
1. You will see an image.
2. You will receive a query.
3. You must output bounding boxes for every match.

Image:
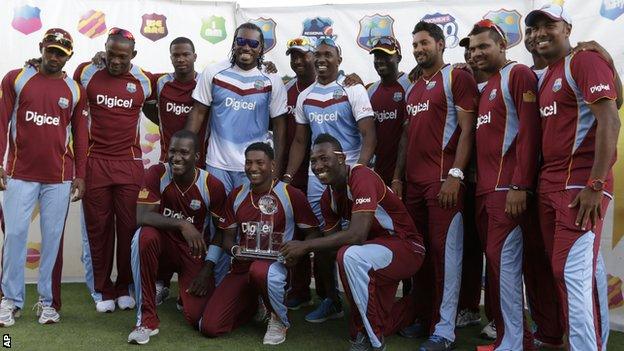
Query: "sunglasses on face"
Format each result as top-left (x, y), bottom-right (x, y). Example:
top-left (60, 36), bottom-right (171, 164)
top-left (108, 27), bottom-right (135, 42)
top-left (235, 37), bottom-right (261, 49)
top-left (474, 19), bottom-right (506, 41)
top-left (287, 37), bottom-right (313, 48)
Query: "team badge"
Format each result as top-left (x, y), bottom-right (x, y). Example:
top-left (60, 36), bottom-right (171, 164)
top-left (82, 109), bottom-right (89, 117)
top-left (552, 78), bottom-right (562, 92)
top-left (77, 10), bottom-right (107, 38)
top-left (482, 9), bottom-right (522, 48)
top-left (12, 5), bottom-right (42, 35)
top-left (140, 13), bottom-right (168, 42)
top-left (189, 199), bottom-right (201, 211)
top-left (127, 82), bottom-right (137, 93)
top-left (522, 90), bottom-right (536, 102)
top-left (254, 80), bottom-right (265, 90)
top-left (489, 89), bottom-right (497, 101)
top-left (249, 18), bottom-right (277, 53)
top-left (58, 97), bottom-right (69, 109)
top-left (333, 89), bottom-right (344, 99)
top-left (138, 188), bottom-right (149, 199)
top-left (601, 0), bottom-right (624, 20)
top-left (356, 14), bottom-right (395, 51)
top-left (393, 91), bottom-right (403, 102)
top-left (200, 16), bottom-right (227, 44)
top-left (421, 13), bottom-right (459, 48)
top-left (302, 17), bottom-right (337, 40)
top-left (426, 80), bottom-right (437, 90)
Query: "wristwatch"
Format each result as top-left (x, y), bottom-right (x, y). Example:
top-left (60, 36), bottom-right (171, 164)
top-left (587, 178), bottom-right (606, 192)
top-left (448, 168), bottom-right (464, 180)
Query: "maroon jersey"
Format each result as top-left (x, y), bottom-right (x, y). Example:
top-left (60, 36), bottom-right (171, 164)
top-left (538, 51), bottom-right (617, 194)
top-left (74, 62), bottom-right (153, 160)
top-left (284, 78), bottom-right (312, 191)
top-left (0, 67), bottom-right (88, 183)
top-left (475, 63), bottom-right (540, 196)
top-left (138, 164), bottom-right (227, 240)
top-left (404, 65), bottom-right (478, 184)
top-left (320, 165), bottom-right (424, 249)
top-left (219, 181), bottom-right (319, 243)
top-left (150, 72), bottom-right (207, 164)
top-left (367, 74), bottom-right (410, 185)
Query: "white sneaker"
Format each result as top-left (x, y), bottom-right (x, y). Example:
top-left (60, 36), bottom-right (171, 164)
top-left (456, 309), bottom-right (481, 328)
top-left (34, 302), bottom-right (60, 324)
top-left (128, 325), bottom-right (159, 345)
top-left (117, 295), bottom-right (136, 310)
top-left (0, 298), bottom-right (17, 327)
top-left (155, 282), bottom-right (169, 306)
top-left (480, 321), bottom-right (497, 340)
top-left (263, 313), bottom-right (287, 345)
top-left (96, 299), bottom-right (116, 313)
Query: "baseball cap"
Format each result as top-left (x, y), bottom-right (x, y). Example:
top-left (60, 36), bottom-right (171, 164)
top-left (41, 28), bottom-right (73, 56)
top-left (286, 36), bottom-right (315, 55)
top-left (525, 4), bottom-right (572, 27)
top-left (369, 36), bottom-right (401, 56)
top-left (459, 37), bottom-right (470, 48)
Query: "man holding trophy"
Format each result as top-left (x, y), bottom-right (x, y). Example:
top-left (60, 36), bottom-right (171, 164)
top-left (198, 142), bottom-right (320, 346)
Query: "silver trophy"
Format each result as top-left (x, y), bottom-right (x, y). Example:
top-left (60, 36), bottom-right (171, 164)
top-left (234, 194), bottom-right (285, 262)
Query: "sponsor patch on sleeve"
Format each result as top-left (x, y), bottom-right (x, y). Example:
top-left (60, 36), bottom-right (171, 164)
top-left (522, 90), bottom-right (536, 102)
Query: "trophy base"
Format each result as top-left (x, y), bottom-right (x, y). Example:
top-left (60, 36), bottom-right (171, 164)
top-left (236, 248), bottom-right (284, 263)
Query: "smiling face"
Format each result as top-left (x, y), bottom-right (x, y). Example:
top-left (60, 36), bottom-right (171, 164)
top-left (309, 142), bottom-right (345, 186)
top-left (168, 136), bottom-right (198, 178)
top-left (234, 28), bottom-right (263, 70)
top-left (468, 31), bottom-right (506, 73)
top-left (289, 49), bottom-right (315, 78)
top-left (170, 43), bottom-right (196, 76)
top-left (412, 30), bottom-right (444, 69)
top-left (530, 16), bottom-right (571, 60)
top-left (244, 150), bottom-right (274, 188)
top-left (314, 43), bottom-right (341, 83)
top-left (373, 51), bottom-right (400, 80)
top-left (105, 38), bottom-right (136, 76)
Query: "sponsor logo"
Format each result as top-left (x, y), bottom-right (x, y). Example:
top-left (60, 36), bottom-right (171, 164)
top-left (302, 17), bottom-right (337, 40)
top-left (552, 78), bottom-right (562, 92)
top-left (25, 111), bottom-right (60, 126)
top-left (166, 102), bottom-right (192, 116)
top-left (241, 221), bottom-right (272, 234)
top-left (12, 5), bottom-right (42, 35)
top-left (249, 18), bottom-right (277, 53)
top-left (482, 9), bottom-right (523, 48)
top-left (393, 91), bottom-right (403, 102)
top-left (286, 104), bottom-right (295, 115)
top-left (374, 109), bottom-right (397, 122)
top-left (77, 10), bottom-right (107, 38)
top-left (426, 80), bottom-right (437, 90)
top-left (406, 100), bottom-right (429, 116)
top-left (601, 0), bottom-right (624, 20)
top-left (141, 13), bottom-right (168, 42)
top-left (356, 14), bottom-right (395, 51)
top-left (163, 207), bottom-right (194, 223)
top-left (96, 94), bottom-right (133, 108)
top-left (58, 97), bottom-right (69, 109)
top-left (189, 199), bottom-right (201, 210)
top-left (355, 197), bottom-right (371, 205)
top-left (590, 83), bottom-right (611, 93)
top-left (540, 102), bottom-right (558, 117)
top-left (200, 16), bottom-right (227, 44)
top-left (310, 111), bottom-right (338, 123)
top-left (127, 82), bottom-right (137, 93)
top-left (225, 97), bottom-right (256, 111)
top-left (489, 88), bottom-right (497, 101)
top-left (421, 13), bottom-right (459, 48)
top-left (82, 109), bottom-right (89, 117)
top-left (476, 111), bottom-right (491, 129)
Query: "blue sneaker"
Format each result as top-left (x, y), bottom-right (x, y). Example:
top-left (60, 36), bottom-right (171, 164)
top-left (285, 296), bottom-right (313, 310)
top-left (305, 298), bottom-right (344, 323)
top-left (398, 320), bottom-right (426, 338)
top-left (419, 335), bottom-right (455, 351)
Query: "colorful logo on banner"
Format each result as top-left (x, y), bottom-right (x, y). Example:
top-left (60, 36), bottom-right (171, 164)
top-left (141, 121), bottom-right (161, 167)
top-left (77, 10), bottom-right (107, 38)
top-left (141, 13), bottom-right (168, 42)
top-left (482, 9), bottom-right (523, 48)
top-left (302, 17), bottom-right (337, 40)
top-left (600, 0), bottom-right (624, 20)
top-left (421, 13), bottom-right (459, 48)
top-left (356, 14), bottom-right (395, 51)
top-left (249, 18), bottom-right (277, 53)
top-left (608, 274), bottom-right (624, 308)
top-left (200, 16), bottom-right (227, 44)
top-left (12, 5), bottom-right (42, 35)
top-left (26, 242), bottom-right (41, 270)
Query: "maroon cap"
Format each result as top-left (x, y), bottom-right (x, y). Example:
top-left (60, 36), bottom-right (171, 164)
top-left (41, 28), bottom-right (73, 55)
top-left (370, 36), bottom-right (401, 56)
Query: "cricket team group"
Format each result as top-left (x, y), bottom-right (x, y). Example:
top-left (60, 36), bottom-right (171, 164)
top-left (0, 3), bottom-right (622, 351)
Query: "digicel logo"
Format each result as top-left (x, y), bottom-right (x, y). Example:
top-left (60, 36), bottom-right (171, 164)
top-left (25, 111), bottom-right (60, 126)
top-left (590, 83), bottom-right (610, 94)
top-left (406, 100), bottom-right (429, 116)
top-left (96, 94), bottom-right (133, 108)
top-left (374, 109), bottom-right (397, 122)
top-left (540, 102), bottom-right (557, 118)
top-left (166, 102), bottom-right (192, 116)
top-left (309, 111), bottom-right (338, 123)
top-left (163, 207), bottom-right (194, 223)
top-left (225, 97), bottom-right (256, 111)
top-left (476, 111), bottom-right (491, 129)
top-left (355, 197), bottom-right (371, 205)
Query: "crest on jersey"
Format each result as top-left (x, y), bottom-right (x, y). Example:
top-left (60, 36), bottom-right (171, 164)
top-left (393, 91), bottom-right (403, 102)
top-left (12, 5), bottom-right (42, 35)
top-left (200, 16), bottom-right (227, 44)
top-left (601, 0), bottom-right (624, 20)
top-left (482, 9), bottom-right (522, 48)
top-left (254, 80), bottom-right (265, 90)
top-left (140, 13), bottom-right (168, 42)
top-left (333, 89), bottom-right (344, 99)
top-left (190, 199), bottom-right (201, 210)
top-left (356, 14), bottom-right (395, 51)
top-left (248, 18), bottom-right (277, 53)
top-left (420, 13), bottom-right (459, 48)
top-left (302, 17), bottom-right (337, 40)
top-left (426, 80), bottom-right (437, 90)
top-left (489, 89), bottom-right (497, 101)
top-left (553, 78), bottom-right (563, 92)
top-left (78, 10), bottom-right (107, 38)
top-left (58, 97), bottom-right (69, 109)
top-left (127, 82), bottom-right (137, 93)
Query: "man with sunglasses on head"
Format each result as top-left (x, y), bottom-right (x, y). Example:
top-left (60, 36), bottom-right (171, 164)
top-left (393, 21), bottom-right (478, 351)
top-left (284, 36), bottom-right (376, 324)
top-left (74, 27), bottom-right (153, 313)
top-left (0, 28), bottom-right (88, 327)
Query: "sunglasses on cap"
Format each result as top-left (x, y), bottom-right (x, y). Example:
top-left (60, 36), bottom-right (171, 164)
top-left (108, 27), bottom-right (135, 42)
top-left (372, 36), bottom-right (398, 47)
top-left (474, 19), bottom-right (506, 41)
top-left (287, 37), bottom-right (313, 48)
top-left (42, 33), bottom-right (72, 50)
top-left (316, 37), bottom-right (338, 48)
top-left (235, 37), bottom-right (261, 49)
top-left (370, 36), bottom-right (401, 55)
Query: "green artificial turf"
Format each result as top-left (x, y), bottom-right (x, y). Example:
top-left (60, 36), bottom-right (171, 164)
top-left (3, 283), bottom-right (623, 350)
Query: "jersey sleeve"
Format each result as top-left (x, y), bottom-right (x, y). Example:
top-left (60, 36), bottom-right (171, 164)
top-left (571, 51), bottom-right (617, 104)
top-left (294, 92), bottom-right (309, 124)
top-left (451, 68), bottom-right (478, 112)
top-left (0, 70), bottom-right (19, 164)
top-left (207, 174), bottom-right (228, 226)
top-left (137, 165), bottom-right (163, 204)
top-left (72, 62), bottom-right (88, 86)
top-left (71, 84), bottom-right (90, 179)
top-left (218, 188), bottom-right (240, 230)
top-left (348, 166), bottom-right (381, 213)
top-left (192, 64), bottom-right (215, 106)
top-left (287, 185), bottom-right (320, 229)
top-left (145, 73), bottom-right (164, 104)
top-left (268, 73), bottom-right (288, 118)
top-left (320, 189), bottom-right (341, 232)
top-left (346, 84), bottom-right (374, 122)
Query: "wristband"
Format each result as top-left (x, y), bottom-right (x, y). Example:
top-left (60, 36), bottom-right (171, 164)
top-left (205, 245), bottom-right (224, 263)
top-left (282, 173), bottom-right (293, 181)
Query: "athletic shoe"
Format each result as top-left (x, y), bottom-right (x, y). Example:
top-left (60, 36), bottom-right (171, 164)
top-left (455, 309), bottom-right (481, 328)
top-left (155, 281), bottom-right (170, 306)
top-left (0, 298), bottom-right (18, 327)
top-left (263, 313), bottom-right (287, 345)
top-left (480, 321), bottom-right (497, 340)
top-left (95, 299), bottom-right (116, 313)
top-left (398, 320), bottom-right (426, 338)
top-left (117, 295), bottom-right (136, 310)
top-left (533, 337), bottom-right (565, 349)
top-left (419, 335), bottom-right (456, 351)
top-left (33, 301), bottom-right (60, 324)
top-left (285, 296), bottom-right (313, 310)
top-left (349, 332), bottom-right (372, 351)
top-left (305, 298), bottom-right (344, 323)
top-left (127, 326), bottom-right (159, 345)
top-left (254, 299), bottom-right (270, 323)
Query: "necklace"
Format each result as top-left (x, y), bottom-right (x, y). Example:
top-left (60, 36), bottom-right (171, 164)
top-left (250, 179), bottom-right (275, 209)
top-left (173, 169), bottom-right (198, 197)
top-left (422, 64), bottom-right (447, 85)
